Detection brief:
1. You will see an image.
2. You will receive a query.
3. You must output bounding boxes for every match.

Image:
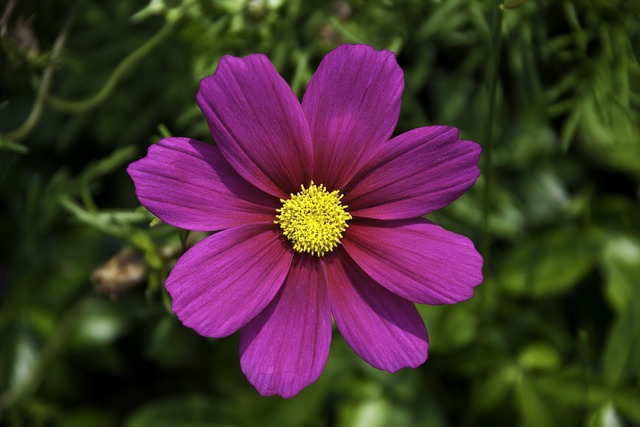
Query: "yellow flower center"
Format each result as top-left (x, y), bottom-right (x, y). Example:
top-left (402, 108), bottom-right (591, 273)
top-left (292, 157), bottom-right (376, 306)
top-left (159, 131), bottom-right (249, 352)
top-left (275, 181), bottom-right (352, 257)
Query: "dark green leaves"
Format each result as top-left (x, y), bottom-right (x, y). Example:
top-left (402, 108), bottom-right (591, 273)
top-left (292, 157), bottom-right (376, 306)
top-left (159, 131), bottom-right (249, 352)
top-left (1, 0), bottom-right (639, 425)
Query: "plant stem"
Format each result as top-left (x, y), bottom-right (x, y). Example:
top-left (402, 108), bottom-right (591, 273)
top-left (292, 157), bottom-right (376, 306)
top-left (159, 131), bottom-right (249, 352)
top-left (5, 4), bottom-right (76, 141)
top-left (45, 4), bottom-right (192, 113)
top-left (481, 0), bottom-right (503, 264)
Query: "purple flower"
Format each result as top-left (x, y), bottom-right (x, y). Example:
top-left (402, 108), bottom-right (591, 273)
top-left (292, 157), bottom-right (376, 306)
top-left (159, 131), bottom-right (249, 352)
top-left (128, 44), bottom-right (483, 398)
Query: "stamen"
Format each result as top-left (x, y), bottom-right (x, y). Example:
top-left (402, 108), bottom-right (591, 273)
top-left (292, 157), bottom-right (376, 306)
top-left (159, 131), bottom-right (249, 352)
top-left (275, 181), bottom-right (352, 256)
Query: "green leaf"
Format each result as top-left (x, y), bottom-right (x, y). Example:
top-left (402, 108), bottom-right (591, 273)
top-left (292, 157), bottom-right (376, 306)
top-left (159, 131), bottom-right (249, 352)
top-left (56, 408), bottom-right (117, 427)
top-left (613, 388), bottom-right (640, 424)
top-left (601, 235), bottom-right (640, 313)
top-left (535, 373), bottom-right (611, 408)
top-left (587, 401), bottom-right (624, 427)
top-left (602, 280), bottom-right (640, 387)
top-left (59, 196), bottom-right (131, 239)
top-left (498, 225), bottom-right (602, 297)
top-left (418, 304), bottom-right (479, 351)
top-left (3, 318), bottom-right (39, 396)
top-left (75, 146), bottom-right (137, 185)
top-left (130, 0), bottom-right (168, 23)
top-left (124, 395), bottom-right (240, 427)
top-left (69, 298), bottom-right (130, 349)
top-left (514, 374), bottom-right (556, 427)
top-left (337, 396), bottom-right (391, 427)
top-left (471, 365), bottom-right (518, 413)
top-left (518, 342), bottom-right (561, 371)
top-left (0, 136), bottom-right (29, 154)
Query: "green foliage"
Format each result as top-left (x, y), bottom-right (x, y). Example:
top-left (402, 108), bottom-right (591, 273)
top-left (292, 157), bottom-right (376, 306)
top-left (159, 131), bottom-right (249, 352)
top-left (1, 0), bottom-right (639, 425)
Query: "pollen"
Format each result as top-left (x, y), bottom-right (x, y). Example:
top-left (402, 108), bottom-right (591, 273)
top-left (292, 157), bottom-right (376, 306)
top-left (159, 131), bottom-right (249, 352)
top-left (275, 181), bottom-right (352, 257)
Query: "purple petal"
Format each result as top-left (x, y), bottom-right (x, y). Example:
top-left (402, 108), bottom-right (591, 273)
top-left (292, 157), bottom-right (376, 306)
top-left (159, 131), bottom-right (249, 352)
top-left (166, 224), bottom-right (293, 338)
top-left (197, 54), bottom-right (313, 198)
top-left (344, 127), bottom-right (481, 219)
top-left (302, 44), bottom-right (403, 190)
top-left (324, 249), bottom-right (428, 371)
top-left (127, 138), bottom-right (279, 231)
top-left (343, 219), bottom-right (483, 305)
top-left (240, 255), bottom-right (331, 398)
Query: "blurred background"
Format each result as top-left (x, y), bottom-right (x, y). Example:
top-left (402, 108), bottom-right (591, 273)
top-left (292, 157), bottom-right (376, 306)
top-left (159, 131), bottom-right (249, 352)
top-left (1, 0), bottom-right (639, 426)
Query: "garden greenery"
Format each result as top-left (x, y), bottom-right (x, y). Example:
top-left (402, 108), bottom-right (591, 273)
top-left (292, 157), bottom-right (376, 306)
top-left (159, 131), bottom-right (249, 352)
top-left (1, 0), bottom-right (639, 426)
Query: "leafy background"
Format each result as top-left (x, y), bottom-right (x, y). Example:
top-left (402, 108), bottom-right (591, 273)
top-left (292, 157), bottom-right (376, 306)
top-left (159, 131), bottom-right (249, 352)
top-left (1, 0), bottom-right (639, 426)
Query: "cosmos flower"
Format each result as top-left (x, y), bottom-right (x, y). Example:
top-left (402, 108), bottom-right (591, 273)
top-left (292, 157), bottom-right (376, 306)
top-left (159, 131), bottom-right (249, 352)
top-left (128, 44), bottom-right (483, 398)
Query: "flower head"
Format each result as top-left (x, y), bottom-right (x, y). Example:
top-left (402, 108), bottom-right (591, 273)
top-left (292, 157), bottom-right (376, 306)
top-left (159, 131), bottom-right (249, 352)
top-left (128, 44), bottom-right (483, 398)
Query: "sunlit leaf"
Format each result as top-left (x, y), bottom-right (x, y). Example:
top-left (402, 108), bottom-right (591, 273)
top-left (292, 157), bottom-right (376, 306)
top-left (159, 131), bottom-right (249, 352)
top-left (601, 235), bottom-right (640, 313)
top-left (69, 298), bottom-right (130, 348)
top-left (587, 401), bottom-right (625, 427)
top-left (518, 342), bottom-right (561, 371)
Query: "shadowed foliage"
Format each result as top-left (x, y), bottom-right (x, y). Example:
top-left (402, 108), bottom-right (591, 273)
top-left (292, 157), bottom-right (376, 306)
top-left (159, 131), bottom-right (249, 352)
top-left (1, 0), bottom-right (639, 425)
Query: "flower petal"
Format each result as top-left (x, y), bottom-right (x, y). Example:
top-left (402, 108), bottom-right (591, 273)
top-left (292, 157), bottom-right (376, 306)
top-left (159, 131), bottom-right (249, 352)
top-left (302, 44), bottom-right (403, 189)
top-left (127, 137), bottom-right (278, 231)
top-left (343, 219), bottom-right (483, 305)
top-left (345, 127), bottom-right (481, 219)
top-left (166, 224), bottom-right (293, 338)
top-left (324, 249), bottom-right (428, 371)
top-left (240, 255), bottom-right (331, 398)
top-left (197, 54), bottom-right (313, 198)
